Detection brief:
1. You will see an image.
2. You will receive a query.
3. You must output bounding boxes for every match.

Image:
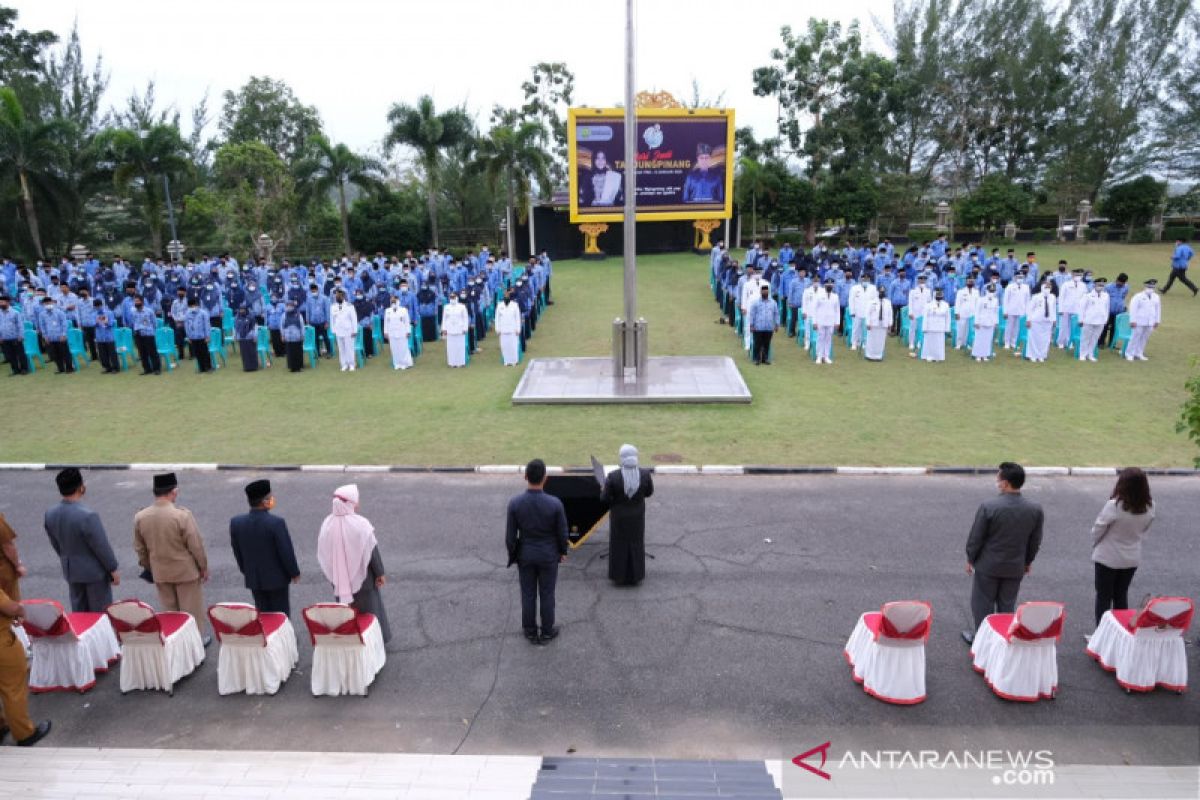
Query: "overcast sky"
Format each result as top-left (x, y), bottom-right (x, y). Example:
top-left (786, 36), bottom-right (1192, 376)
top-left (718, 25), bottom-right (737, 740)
top-left (13, 0), bottom-right (894, 153)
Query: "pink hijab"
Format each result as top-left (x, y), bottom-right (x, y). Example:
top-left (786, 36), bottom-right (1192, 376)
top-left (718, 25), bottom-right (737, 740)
top-left (317, 484), bottom-right (377, 602)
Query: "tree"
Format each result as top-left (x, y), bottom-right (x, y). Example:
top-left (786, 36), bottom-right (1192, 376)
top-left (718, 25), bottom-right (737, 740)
top-left (209, 140), bottom-right (298, 252)
top-left (517, 62), bottom-right (574, 187)
top-left (97, 124), bottom-right (192, 255)
top-left (294, 135), bottom-right (385, 255)
top-left (384, 95), bottom-right (474, 248)
top-left (735, 157), bottom-right (780, 239)
top-left (0, 5), bottom-right (57, 109)
top-left (818, 170), bottom-right (880, 229)
top-left (348, 183), bottom-right (429, 254)
top-left (219, 76), bottom-right (323, 164)
top-left (1178, 357), bottom-right (1200, 467)
top-left (0, 86), bottom-right (71, 258)
top-left (471, 121), bottom-right (550, 258)
top-left (954, 173), bottom-right (1033, 232)
top-left (1101, 175), bottom-right (1166, 233)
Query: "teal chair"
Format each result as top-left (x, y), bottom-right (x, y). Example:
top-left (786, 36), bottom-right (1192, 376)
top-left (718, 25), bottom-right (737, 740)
top-left (257, 326), bottom-right (273, 367)
top-left (1069, 316), bottom-right (1082, 353)
top-left (114, 327), bottom-right (134, 371)
top-left (198, 327), bottom-right (226, 371)
top-left (1110, 312), bottom-right (1131, 355)
top-left (842, 307), bottom-right (853, 347)
top-left (154, 327), bottom-right (177, 371)
top-left (371, 316), bottom-right (383, 352)
top-left (67, 327), bottom-right (90, 370)
top-left (899, 310), bottom-right (911, 343)
top-left (354, 327), bottom-right (365, 368)
top-left (22, 329), bottom-right (44, 371)
top-left (221, 308), bottom-right (235, 353)
top-left (302, 325), bottom-right (318, 368)
top-left (409, 326), bottom-right (420, 359)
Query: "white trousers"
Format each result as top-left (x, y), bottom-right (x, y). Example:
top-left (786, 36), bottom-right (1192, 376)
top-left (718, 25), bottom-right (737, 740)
top-left (500, 333), bottom-right (520, 365)
top-left (956, 316), bottom-right (971, 349)
top-left (1003, 315), bottom-right (1022, 348)
top-left (817, 325), bottom-right (834, 361)
top-left (1126, 326), bottom-right (1152, 358)
top-left (1056, 313), bottom-right (1074, 346)
top-left (1079, 324), bottom-right (1103, 359)
top-left (336, 335), bottom-right (355, 368)
top-left (908, 315), bottom-right (922, 348)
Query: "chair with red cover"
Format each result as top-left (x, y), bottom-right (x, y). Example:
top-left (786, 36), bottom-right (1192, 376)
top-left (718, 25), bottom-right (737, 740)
top-left (970, 601), bottom-right (1065, 701)
top-left (843, 600), bottom-right (932, 704)
top-left (23, 599), bottom-right (120, 693)
top-left (105, 599), bottom-right (205, 695)
top-left (1087, 596), bottom-right (1193, 694)
top-left (207, 603), bottom-right (299, 696)
top-left (302, 603), bottom-right (386, 697)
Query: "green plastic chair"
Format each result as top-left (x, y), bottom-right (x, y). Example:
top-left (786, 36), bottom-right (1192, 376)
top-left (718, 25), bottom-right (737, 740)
top-left (202, 327), bottom-right (226, 370)
top-left (257, 325), bottom-right (273, 367)
top-left (114, 327), bottom-right (134, 371)
top-left (68, 327), bottom-right (90, 370)
top-left (302, 325), bottom-right (318, 368)
top-left (354, 327), bottom-right (365, 368)
top-left (221, 307), bottom-right (235, 353)
top-left (22, 329), bottom-right (44, 371)
top-left (154, 327), bottom-right (177, 371)
top-left (1110, 312), bottom-right (1131, 354)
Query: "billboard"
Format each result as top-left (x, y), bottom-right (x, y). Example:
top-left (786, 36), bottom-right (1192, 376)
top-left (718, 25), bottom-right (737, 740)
top-left (568, 107), bottom-right (734, 223)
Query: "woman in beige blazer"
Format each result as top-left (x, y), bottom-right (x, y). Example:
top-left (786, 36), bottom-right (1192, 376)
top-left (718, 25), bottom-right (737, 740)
top-left (1090, 467), bottom-right (1155, 625)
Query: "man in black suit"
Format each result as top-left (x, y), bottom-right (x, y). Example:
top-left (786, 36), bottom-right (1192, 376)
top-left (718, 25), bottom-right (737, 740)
top-left (962, 462), bottom-right (1045, 644)
top-left (43, 468), bottom-right (120, 613)
top-left (229, 480), bottom-right (300, 616)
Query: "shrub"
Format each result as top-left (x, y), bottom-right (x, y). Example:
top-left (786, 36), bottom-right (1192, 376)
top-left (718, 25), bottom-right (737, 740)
top-left (1164, 225), bottom-right (1196, 241)
top-left (1128, 227), bottom-right (1154, 244)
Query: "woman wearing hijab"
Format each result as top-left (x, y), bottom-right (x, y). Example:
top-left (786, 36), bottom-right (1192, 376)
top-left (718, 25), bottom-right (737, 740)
top-left (234, 305), bottom-right (259, 371)
top-left (317, 484), bottom-right (391, 642)
top-left (281, 302), bottom-right (305, 373)
top-left (600, 444), bottom-right (655, 586)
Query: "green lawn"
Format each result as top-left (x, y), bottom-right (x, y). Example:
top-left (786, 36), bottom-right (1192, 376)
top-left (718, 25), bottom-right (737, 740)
top-left (5, 243), bottom-right (1198, 467)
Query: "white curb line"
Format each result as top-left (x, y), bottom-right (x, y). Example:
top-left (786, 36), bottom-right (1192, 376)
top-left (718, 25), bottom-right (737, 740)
top-left (299, 464), bottom-right (346, 472)
top-left (701, 465), bottom-right (745, 475)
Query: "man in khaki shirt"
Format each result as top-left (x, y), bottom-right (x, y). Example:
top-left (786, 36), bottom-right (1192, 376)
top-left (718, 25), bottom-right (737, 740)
top-left (133, 473), bottom-right (211, 644)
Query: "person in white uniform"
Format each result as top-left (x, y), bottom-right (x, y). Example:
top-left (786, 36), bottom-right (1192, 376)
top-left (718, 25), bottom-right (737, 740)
top-left (1002, 275), bottom-right (1030, 352)
top-left (812, 281), bottom-right (840, 364)
top-left (1024, 280), bottom-right (1056, 363)
top-left (955, 278), bottom-right (980, 350)
top-left (441, 292), bottom-right (470, 368)
top-left (920, 289), bottom-right (950, 362)
top-left (863, 287), bottom-right (892, 361)
top-left (329, 289), bottom-right (358, 372)
top-left (740, 267), bottom-right (766, 350)
top-left (1125, 279), bottom-right (1161, 361)
top-left (495, 290), bottom-right (522, 366)
top-left (1077, 277), bottom-right (1109, 361)
top-left (971, 283), bottom-right (1000, 361)
top-left (907, 275), bottom-right (931, 354)
top-left (848, 275), bottom-right (872, 350)
top-left (1056, 269), bottom-right (1086, 348)
top-left (383, 297), bottom-right (413, 370)
top-left (800, 279), bottom-right (821, 349)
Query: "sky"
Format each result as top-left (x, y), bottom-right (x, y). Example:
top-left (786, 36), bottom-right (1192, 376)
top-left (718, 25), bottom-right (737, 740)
top-left (12, 0), bottom-right (894, 153)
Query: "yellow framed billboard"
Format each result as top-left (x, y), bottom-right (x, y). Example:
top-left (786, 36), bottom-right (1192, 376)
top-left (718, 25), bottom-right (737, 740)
top-left (568, 107), bottom-right (735, 223)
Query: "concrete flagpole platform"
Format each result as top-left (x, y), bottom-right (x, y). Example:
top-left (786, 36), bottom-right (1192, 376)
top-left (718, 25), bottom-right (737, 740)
top-left (510, 356), bottom-right (752, 404)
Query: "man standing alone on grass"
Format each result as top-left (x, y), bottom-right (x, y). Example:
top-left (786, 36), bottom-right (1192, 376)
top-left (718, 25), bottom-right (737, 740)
top-left (962, 462), bottom-right (1044, 644)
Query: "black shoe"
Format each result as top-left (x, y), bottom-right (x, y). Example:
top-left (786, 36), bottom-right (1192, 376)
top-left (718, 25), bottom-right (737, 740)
top-left (154, 370), bottom-right (162, 375)
top-left (763, 360), bottom-right (772, 365)
top-left (961, 630), bottom-right (974, 645)
top-left (540, 627), bottom-right (559, 643)
top-left (16, 720), bottom-right (51, 747)
top-left (524, 629), bottom-right (541, 645)
top-left (140, 370), bottom-right (152, 376)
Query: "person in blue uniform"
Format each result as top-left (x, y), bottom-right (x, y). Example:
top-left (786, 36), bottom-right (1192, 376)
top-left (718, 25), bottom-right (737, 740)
top-left (0, 295), bottom-right (29, 375)
top-left (281, 303), bottom-right (305, 372)
top-left (1162, 237), bottom-right (1197, 295)
top-left (352, 291), bottom-right (374, 358)
top-left (234, 305), bottom-right (259, 372)
top-left (682, 143), bottom-right (724, 203)
top-left (265, 295), bottom-right (286, 357)
top-left (303, 284), bottom-right (331, 357)
top-left (184, 298), bottom-right (213, 373)
top-left (229, 480), bottom-right (300, 617)
top-left (130, 295), bottom-right (160, 375)
top-left (38, 296), bottom-right (73, 373)
top-left (417, 281), bottom-right (439, 343)
top-left (93, 301), bottom-right (119, 373)
top-left (1099, 272), bottom-right (1129, 348)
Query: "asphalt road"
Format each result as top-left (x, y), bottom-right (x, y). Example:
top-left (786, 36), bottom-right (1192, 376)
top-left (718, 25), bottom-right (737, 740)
top-left (1, 472), bottom-right (1196, 763)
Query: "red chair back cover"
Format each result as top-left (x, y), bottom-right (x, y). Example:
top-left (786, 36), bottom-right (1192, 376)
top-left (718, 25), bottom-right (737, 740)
top-left (878, 601), bottom-right (932, 641)
top-left (1134, 597), bottom-right (1195, 631)
top-left (106, 600), bottom-right (163, 643)
top-left (208, 603), bottom-right (267, 646)
top-left (1007, 602), bottom-right (1065, 641)
top-left (302, 603), bottom-right (363, 645)
top-left (22, 599), bottom-right (71, 638)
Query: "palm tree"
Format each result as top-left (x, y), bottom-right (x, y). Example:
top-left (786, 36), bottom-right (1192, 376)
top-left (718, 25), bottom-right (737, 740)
top-left (471, 121), bottom-right (551, 259)
top-left (735, 157), bottom-right (780, 240)
top-left (0, 87), bottom-right (72, 259)
top-left (97, 124), bottom-right (192, 255)
top-left (384, 95), bottom-right (473, 247)
top-left (294, 135), bottom-right (386, 254)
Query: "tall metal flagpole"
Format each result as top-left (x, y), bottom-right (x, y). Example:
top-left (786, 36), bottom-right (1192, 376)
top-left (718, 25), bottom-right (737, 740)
top-left (622, 0), bottom-right (637, 329)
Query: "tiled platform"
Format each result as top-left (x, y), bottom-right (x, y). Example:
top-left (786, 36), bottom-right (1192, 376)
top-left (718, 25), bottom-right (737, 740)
top-left (511, 357), bottom-right (752, 404)
top-left (0, 749), bottom-right (784, 799)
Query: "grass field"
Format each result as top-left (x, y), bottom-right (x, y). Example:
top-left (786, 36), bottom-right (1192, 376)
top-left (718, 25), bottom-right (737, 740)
top-left (3, 243), bottom-right (1198, 467)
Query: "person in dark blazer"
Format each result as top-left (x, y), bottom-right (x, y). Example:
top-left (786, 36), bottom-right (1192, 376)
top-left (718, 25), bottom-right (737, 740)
top-left (43, 468), bottom-right (120, 613)
top-left (229, 480), bottom-right (300, 616)
top-left (601, 444), bottom-right (655, 586)
top-left (962, 462), bottom-right (1044, 643)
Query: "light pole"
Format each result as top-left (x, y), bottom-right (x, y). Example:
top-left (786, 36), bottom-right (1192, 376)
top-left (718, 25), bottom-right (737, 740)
top-left (613, 0), bottom-right (647, 380)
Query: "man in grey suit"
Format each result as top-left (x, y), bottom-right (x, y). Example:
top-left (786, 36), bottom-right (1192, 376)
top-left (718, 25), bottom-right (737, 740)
top-left (44, 468), bottom-right (120, 613)
top-left (962, 462), bottom-right (1044, 644)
